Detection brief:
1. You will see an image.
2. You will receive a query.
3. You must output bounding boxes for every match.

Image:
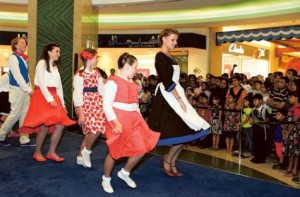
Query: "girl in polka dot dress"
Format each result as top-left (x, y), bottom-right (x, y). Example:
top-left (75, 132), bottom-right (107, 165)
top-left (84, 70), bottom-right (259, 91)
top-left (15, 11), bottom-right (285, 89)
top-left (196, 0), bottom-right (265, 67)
top-left (101, 52), bottom-right (160, 193)
top-left (73, 48), bottom-right (105, 168)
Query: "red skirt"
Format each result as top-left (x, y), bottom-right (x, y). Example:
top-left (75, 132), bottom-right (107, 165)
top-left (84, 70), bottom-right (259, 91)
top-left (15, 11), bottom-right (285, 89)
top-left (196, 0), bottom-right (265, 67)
top-left (19, 87), bottom-right (76, 134)
top-left (105, 108), bottom-right (160, 160)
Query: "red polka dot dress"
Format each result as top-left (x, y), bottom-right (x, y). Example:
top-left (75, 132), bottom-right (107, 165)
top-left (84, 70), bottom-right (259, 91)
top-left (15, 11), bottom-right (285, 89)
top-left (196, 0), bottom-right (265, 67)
top-left (103, 76), bottom-right (160, 160)
top-left (73, 70), bottom-right (105, 135)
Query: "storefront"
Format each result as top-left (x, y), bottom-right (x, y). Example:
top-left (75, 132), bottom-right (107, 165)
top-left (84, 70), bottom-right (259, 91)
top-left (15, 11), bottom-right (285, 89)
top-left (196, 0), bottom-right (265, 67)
top-left (216, 25), bottom-right (300, 77)
top-left (0, 31), bottom-right (27, 74)
top-left (220, 42), bottom-right (270, 78)
top-left (97, 33), bottom-right (207, 77)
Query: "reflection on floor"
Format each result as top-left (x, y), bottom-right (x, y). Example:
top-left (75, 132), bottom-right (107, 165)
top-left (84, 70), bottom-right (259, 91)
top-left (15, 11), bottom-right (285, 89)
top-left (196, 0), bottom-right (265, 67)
top-left (151, 145), bottom-right (300, 189)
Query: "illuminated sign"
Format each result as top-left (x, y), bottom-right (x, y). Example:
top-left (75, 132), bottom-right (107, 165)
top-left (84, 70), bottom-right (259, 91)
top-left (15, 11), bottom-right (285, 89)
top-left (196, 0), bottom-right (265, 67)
top-left (228, 43), bottom-right (244, 54)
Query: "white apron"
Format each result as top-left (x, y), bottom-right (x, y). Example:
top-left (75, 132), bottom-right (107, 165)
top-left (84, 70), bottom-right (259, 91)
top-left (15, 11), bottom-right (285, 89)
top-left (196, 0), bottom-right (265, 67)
top-left (156, 65), bottom-right (210, 131)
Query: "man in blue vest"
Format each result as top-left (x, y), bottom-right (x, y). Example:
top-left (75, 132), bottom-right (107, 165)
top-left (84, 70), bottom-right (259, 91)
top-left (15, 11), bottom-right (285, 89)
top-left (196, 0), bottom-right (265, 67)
top-left (0, 37), bottom-right (35, 146)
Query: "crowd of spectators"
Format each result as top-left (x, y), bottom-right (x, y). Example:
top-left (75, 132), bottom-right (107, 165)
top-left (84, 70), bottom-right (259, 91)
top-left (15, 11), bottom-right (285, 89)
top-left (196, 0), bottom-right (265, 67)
top-left (134, 68), bottom-right (300, 184)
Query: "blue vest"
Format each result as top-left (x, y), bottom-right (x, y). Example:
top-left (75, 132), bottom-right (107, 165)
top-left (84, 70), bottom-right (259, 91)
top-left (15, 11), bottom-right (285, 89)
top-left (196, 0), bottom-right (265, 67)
top-left (9, 53), bottom-right (29, 87)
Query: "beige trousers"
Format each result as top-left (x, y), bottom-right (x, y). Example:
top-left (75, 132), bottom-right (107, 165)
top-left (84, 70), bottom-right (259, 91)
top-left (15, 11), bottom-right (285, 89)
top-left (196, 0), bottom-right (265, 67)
top-left (0, 88), bottom-right (30, 144)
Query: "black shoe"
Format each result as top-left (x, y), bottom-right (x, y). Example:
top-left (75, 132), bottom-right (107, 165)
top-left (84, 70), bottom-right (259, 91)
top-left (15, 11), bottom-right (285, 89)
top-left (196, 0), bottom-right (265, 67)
top-left (252, 160), bottom-right (265, 164)
top-left (272, 157), bottom-right (279, 163)
top-left (272, 164), bottom-right (280, 169)
top-left (20, 141), bottom-right (36, 147)
top-left (251, 157), bottom-right (265, 164)
top-left (0, 140), bottom-right (11, 146)
top-left (272, 163), bottom-right (285, 170)
top-left (292, 176), bottom-right (300, 184)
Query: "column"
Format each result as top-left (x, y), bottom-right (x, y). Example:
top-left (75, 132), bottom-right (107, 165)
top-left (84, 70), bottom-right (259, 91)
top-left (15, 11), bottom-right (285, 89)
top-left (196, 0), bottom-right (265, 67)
top-left (28, 0), bottom-right (98, 114)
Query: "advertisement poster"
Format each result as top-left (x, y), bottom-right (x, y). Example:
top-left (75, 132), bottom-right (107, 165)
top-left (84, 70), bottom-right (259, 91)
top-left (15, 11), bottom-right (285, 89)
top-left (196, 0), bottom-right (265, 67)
top-left (223, 64), bottom-right (232, 75)
top-left (279, 55), bottom-right (300, 74)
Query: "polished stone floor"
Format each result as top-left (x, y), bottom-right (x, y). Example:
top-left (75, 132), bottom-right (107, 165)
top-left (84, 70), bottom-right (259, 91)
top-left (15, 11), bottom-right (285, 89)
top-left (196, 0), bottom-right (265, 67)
top-left (151, 145), bottom-right (300, 189)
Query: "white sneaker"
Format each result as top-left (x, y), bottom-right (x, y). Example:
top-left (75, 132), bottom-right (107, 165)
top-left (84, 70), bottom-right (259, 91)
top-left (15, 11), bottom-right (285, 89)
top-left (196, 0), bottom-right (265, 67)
top-left (81, 147), bottom-right (92, 168)
top-left (76, 156), bottom-right (84, 166)
top-left (117, 168), bottom-right (137, 188)
top-left (102, 175), bottom-right (114, 193)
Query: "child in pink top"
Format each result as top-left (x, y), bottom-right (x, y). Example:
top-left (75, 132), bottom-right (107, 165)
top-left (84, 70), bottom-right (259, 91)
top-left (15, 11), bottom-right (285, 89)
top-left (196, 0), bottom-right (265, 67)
top-left (101, 53), bottom-right (160, 193)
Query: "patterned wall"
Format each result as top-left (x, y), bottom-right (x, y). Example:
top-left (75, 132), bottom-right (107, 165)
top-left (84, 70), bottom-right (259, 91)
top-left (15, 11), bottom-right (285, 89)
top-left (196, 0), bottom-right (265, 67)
top-left (37, 0), bottom-right (74, 114)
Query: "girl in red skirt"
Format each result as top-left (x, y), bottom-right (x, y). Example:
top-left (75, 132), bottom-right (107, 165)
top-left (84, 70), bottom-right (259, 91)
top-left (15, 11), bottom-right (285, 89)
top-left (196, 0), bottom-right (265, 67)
top-left (19, 43), bottom-right (76, 162)
top-left (101, 53), bottom-right (160, 193)
top-left (73, 48), bottom-right (106, 168)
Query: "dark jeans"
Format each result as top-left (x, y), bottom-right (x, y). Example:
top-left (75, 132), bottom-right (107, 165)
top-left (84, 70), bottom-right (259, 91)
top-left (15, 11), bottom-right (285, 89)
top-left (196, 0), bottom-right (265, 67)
top-left (252, 125), bottom-right (267, 161)
top-left (236, 127), bottom-right (253, 152)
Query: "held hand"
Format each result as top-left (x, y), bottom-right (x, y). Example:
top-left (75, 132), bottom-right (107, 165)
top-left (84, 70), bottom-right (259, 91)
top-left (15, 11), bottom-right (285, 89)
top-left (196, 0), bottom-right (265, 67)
top-left (112, 120), bottom-right (123, 134)
top-left (249, 118), bottom-right (254, 124)
top-left (49, 101), bottom-right (57, 107)
top-left (78, 114), bottom-right (85, 127)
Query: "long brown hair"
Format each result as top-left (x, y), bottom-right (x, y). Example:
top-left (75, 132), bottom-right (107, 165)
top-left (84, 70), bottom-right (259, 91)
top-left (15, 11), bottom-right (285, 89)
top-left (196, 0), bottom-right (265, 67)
top-left (39, 43), bottom-right (61, 73)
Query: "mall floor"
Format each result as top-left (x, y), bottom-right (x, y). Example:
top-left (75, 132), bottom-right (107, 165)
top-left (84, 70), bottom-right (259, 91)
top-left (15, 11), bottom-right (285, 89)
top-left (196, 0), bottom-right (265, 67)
top-left (151, 145), bottom-right (300, 189)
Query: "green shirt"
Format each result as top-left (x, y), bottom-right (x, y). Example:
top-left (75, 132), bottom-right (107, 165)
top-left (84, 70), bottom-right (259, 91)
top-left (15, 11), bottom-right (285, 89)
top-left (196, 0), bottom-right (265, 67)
top-left (242, 107), bottom-right (252, 128)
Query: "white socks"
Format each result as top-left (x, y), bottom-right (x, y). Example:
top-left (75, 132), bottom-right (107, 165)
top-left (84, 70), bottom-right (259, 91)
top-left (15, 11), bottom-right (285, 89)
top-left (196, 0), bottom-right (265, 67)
top-left (81, 147), bottom-right (92, 168)
top-left (102, 175), bottom-right (114, 193)
top-left (102, 168), bottom-right (137, 193)
top-left (117, 168), bottom-right (137, 188)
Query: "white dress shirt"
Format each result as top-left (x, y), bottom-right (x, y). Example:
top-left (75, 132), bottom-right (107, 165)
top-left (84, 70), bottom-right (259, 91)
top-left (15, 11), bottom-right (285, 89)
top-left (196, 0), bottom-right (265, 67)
top-left (7, 54), bottom-right (32, 94)
top-left (34, 59), bottom-right (65, 107)
top-left (73, 68), bottom-right (104, 107)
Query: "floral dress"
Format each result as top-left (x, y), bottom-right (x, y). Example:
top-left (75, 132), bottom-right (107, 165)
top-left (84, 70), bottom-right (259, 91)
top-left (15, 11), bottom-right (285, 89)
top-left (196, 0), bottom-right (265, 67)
top-left (211, 104), bottom-right (222, 135)
top-left (223, 104), bottom-right (240, 137)
top-left (285, 104), bottom-right (300, 156)
top-left (74, 70), bottom-right (105, 135)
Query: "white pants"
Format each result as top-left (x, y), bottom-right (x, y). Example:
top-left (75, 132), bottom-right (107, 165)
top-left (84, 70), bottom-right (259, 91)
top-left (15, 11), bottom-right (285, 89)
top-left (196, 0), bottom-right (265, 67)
top-left (0, 88), bottom-right (30, 144)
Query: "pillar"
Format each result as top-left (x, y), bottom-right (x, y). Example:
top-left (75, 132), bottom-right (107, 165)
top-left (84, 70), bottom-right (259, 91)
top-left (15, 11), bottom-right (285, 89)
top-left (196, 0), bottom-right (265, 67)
top-left (28, 0), bottom-right (98, 114)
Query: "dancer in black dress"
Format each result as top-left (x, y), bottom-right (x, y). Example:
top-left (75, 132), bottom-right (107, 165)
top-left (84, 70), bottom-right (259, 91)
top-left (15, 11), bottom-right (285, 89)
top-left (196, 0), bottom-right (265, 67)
top-left (148, 28), bottom-right (210, 176)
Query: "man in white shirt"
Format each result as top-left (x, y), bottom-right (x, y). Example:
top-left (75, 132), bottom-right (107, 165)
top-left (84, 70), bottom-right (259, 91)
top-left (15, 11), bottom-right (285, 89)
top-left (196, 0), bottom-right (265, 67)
top-left (0, 37), bottom-right (35, 147)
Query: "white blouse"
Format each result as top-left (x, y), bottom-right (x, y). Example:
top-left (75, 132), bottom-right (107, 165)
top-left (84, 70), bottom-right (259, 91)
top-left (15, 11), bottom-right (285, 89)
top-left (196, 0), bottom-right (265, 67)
top-left (73, 68), bottom-right (104, 107)
top-left (103, 80), bottom-right (118, 121)
top-left (34, 59), bottom-right (65, 107)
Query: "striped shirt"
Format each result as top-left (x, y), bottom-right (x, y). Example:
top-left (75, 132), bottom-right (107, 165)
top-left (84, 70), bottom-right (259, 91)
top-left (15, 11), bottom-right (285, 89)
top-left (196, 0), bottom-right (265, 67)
top-left (269, 88), bottom-right (289, 116)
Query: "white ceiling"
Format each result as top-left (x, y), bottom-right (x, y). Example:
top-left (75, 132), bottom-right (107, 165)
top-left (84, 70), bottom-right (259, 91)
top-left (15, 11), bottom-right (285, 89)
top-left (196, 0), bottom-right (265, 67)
top-left (0, 0), bottom-right (298, 32)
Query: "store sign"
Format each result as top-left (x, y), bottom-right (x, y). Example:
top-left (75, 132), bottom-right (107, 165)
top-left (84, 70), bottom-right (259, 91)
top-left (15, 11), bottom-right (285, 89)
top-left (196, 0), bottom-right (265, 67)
top-left (17, 33), bottom-right (27, 40)
top-left (0, 31), bottom-right (27, 45)
top-left (98, 33), bottom-right (206, 49)
top-left (86, 39), bottom-right (96, 49)
top-left (228, 43), bottom-right (244, 54)
top-left (258, 48), bottom-right (265, 58)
